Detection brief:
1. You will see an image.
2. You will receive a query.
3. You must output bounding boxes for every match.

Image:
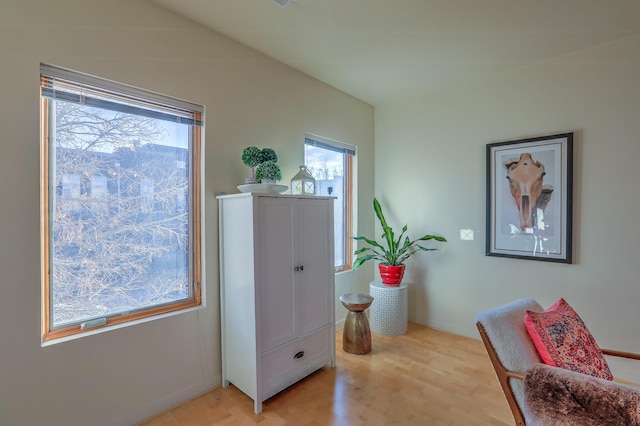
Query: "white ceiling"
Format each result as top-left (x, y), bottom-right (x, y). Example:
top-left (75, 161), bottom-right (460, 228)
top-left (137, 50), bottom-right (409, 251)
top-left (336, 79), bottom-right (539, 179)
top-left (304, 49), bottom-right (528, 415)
top-left (151, 0), bottom-right (640, 106)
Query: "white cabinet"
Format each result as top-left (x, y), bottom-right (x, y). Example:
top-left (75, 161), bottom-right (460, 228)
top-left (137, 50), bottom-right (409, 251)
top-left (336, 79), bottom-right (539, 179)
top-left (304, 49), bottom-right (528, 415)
top-left (218, 193), bottom-right (335, 414)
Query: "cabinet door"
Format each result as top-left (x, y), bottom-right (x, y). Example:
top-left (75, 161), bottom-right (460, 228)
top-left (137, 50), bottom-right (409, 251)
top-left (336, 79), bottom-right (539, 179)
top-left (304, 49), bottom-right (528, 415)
top-left (296, 198), bottom-right (334, 335)
top-left (256, 197), bottom-right (297, 351)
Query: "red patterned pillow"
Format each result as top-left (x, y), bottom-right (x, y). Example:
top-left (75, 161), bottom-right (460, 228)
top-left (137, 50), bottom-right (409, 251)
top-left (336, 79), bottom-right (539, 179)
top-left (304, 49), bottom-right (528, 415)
top-left (524, 298), bottom-right (613, 380)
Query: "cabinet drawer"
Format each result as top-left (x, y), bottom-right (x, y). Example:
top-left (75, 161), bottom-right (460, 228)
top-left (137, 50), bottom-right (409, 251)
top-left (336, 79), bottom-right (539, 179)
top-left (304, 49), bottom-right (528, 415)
top-left (261, 325), bottom-right (333, 396)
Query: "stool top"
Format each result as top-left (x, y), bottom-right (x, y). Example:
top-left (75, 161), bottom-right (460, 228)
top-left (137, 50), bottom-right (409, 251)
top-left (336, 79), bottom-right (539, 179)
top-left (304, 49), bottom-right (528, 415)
top-left (370, 280), bottom-right (408, 290)
top-left (340, 293), bottom-right (374, 311)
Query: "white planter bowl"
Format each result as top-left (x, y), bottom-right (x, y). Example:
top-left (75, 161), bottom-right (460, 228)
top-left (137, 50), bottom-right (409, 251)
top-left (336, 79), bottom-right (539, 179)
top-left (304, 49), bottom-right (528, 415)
top-left (237, 183), bottom-right (288, 194)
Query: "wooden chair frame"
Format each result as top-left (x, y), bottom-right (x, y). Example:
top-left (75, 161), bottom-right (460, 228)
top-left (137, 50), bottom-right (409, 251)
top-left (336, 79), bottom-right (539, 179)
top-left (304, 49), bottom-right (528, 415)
top-left (476, 322), bottom-right (527, 425)
top-left (477, 322), bottom-right (640, 426)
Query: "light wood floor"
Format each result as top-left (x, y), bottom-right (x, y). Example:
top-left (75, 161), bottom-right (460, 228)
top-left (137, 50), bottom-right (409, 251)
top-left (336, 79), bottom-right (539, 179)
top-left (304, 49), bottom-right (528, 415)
top-left (140, 323), bottom-right (513, 425)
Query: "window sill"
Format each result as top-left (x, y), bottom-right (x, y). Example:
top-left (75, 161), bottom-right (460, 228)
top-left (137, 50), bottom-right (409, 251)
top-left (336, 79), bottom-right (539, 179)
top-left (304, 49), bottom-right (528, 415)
top-left (41, 304), bottom-right (206, 347)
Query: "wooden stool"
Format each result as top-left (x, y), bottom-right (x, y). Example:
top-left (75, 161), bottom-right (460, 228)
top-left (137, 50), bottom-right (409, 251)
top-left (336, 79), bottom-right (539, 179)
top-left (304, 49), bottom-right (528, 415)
top-left (340, 293), bottom-right (374, 355)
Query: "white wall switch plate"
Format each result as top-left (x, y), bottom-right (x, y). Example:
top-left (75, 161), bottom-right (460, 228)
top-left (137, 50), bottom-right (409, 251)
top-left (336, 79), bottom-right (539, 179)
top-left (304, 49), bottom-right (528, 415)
top-left (460, 229), bottom-right (474, 241)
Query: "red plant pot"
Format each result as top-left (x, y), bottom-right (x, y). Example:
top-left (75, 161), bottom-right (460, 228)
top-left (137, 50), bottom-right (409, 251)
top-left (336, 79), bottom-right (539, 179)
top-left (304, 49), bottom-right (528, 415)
top-left (378, 264), bottom-right (405, 286)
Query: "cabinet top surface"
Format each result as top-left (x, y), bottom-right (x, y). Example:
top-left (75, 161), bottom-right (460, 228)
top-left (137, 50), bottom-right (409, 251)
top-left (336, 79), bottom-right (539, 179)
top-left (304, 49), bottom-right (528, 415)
top-left (217, 192), bottom-right (335, 201)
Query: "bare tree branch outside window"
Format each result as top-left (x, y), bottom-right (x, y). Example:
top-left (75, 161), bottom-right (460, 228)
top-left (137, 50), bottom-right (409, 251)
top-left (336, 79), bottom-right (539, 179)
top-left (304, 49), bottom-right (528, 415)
top-left (51, 101), bottom-right (191, 327)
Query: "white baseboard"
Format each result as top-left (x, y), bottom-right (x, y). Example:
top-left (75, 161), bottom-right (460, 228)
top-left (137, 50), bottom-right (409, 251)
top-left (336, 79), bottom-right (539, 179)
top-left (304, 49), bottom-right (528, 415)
top-left (110, 373), bottom-right (221, 426)
top-left (108, 318), bottom-right (353, 425)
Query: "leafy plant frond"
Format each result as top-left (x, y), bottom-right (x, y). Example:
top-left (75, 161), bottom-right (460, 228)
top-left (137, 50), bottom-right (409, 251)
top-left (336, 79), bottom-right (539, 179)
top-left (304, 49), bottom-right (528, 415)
top-left (354, 235), bottom-right (386, 251)
top-left (353, 255), bottom-right (376, 270)
top-left (352, 198), bottom-right (447, 269)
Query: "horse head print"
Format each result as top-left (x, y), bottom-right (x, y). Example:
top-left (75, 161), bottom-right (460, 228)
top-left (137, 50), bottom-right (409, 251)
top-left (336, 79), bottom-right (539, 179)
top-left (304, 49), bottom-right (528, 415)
top-left (505, 153), bottom-right (553, 231)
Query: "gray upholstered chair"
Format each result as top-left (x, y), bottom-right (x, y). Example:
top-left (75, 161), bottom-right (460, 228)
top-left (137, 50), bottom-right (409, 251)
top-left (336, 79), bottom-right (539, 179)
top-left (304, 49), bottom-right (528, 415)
top-left (476, 298), bottom-right (640, 425)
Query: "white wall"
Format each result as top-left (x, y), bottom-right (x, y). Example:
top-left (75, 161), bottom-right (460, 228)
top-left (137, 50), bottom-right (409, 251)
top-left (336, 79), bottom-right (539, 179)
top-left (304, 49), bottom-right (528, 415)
top-left (373, 34), bottom-right (640, 382)
top-left (0, 1), bottom-right (374, 424)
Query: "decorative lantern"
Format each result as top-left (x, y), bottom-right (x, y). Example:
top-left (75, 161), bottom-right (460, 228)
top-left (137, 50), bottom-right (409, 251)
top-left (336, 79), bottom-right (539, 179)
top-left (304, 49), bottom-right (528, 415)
top-left (290, 165), bottom-right (316, 195)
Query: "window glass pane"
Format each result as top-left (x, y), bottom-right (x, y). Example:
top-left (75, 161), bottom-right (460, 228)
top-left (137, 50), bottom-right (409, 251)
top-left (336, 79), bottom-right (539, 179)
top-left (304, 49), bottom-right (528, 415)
top-left (305, 143), bottom-right (348, 269)
top-left (48, 98), bottom-right (193, 328)
top-left (91, 175), bottom-right (108, 198)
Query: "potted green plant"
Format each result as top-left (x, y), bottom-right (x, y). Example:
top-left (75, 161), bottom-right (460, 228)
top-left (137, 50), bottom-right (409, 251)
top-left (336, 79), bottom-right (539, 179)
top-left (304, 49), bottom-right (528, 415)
top-left (241, 146), bottom-right (263, 183)
top-left (353, 198), bottom-right (447, 286)
top-left (255, 160), bottom-right (282, 184)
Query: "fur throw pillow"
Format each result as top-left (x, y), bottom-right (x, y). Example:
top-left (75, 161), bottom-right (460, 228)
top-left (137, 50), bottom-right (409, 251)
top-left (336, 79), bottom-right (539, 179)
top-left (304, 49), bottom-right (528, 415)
top-left (525, 363), bottom-right (640, 426)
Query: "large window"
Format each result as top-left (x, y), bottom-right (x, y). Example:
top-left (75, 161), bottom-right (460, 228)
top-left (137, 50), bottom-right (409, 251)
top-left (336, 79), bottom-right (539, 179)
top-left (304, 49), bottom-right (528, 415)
top-left (40, 64), bottom-right (203, 342)
top-left (304, 134), bottom-right (355, 271)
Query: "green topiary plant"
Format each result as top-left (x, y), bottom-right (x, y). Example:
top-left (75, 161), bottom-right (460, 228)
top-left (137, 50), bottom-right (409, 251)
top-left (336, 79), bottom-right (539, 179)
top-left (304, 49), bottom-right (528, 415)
top-left (255, 161), bottom-right (282, 183)
top-left (241, 146), bottom-right (263, 181)
top-left (261, 148), bottom-right (278, 163)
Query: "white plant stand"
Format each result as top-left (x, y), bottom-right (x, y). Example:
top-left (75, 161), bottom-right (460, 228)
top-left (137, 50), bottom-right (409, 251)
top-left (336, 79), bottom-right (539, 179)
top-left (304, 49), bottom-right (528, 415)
top-left (369, 281), bottom-right (408, 336)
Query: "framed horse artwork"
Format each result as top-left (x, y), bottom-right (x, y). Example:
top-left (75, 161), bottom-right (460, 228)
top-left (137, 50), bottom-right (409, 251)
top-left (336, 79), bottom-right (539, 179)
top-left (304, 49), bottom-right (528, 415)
top-left (486, 132), bottom-right (573, 263)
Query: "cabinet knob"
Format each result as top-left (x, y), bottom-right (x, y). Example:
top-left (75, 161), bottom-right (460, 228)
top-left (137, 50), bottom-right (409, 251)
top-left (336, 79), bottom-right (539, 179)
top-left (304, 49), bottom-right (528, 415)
top-left (294, 351), bottom-right (305, 359)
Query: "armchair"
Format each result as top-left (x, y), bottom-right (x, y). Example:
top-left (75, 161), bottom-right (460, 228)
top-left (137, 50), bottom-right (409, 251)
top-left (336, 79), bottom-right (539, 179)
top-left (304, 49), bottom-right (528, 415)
top-left (476, 298), bottom-right (640, 425)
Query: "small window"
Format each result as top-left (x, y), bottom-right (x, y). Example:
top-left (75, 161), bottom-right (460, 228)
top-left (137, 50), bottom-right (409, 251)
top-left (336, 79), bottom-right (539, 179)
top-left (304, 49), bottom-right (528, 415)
top-left (304, 134), bottom-right (355, 271)
top-left (40, 64), bottom-right (203, 342)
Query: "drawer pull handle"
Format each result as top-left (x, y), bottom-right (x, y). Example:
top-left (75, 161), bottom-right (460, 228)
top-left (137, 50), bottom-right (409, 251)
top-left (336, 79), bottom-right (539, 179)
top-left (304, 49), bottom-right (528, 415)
top-left (294, 350), bottom-right (305, 359)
